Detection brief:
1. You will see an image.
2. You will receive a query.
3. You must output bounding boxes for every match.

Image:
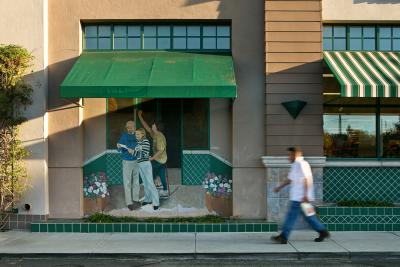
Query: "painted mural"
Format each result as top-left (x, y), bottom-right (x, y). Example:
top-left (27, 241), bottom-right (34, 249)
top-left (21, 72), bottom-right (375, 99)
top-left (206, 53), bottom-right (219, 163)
top-left (83, 98), bottom-right (233, 218)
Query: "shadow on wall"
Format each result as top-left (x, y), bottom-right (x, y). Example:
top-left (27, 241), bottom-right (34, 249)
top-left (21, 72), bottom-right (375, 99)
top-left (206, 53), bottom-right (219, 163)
top-left (353, 0), bottom-right (400, 3)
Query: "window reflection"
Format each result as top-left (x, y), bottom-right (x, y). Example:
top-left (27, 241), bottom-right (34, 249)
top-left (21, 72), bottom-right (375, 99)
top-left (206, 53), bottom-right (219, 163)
top-left (324, 114), bottom-right (376, 158)
top-left (381, 115), bottom-right (400, 158)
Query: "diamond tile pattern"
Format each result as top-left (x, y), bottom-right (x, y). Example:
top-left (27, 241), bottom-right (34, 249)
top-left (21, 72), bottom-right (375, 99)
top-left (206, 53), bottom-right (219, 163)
top-left (324, 167), bottom-right (400, 202)
top-left (182, 153), bottom-right (211, 185)
top-left (320, 215), bottom-right (400, 224)
top-left (106, 153), bottom-right (123, 185)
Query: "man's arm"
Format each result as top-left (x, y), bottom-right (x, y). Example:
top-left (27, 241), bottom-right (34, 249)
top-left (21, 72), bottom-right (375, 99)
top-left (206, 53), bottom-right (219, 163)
top-left (137, 110), bottom-right (153, 137)
top-left (301, 162), bottom-right (313, 202)
top-left (273, 179), bottom-right (291, 193)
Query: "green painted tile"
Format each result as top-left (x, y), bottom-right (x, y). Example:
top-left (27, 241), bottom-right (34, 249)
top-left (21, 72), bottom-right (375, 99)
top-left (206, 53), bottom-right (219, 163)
top-left (113, 223), bottom-right (122, 232)
top-left (336, 224), bottom-right (344, 231)
top-left (163, 224), bottom-right (171, 233)
top-left (368, 224), bottom-right (377, 231)
top-left (64, 224), bottom-right (72, 233)
top-left (237, 224), bottom-right (245, 232)
top-left (122, 224), bottom-right (129, 233)
top-left (344, 208), bottom-right (352, 215)
top-left (360, 223), bottom-right (368, 231)
top-left (394, 208), bottom-right (400, 216)
top-left (377, 224), bottom-right (384, 231)
top-left (56, 223), bottom-right (64, 232)
top-left (377, 208), bottom-right (385, 216)
top-left (204, 224), bottom-right (213, 232)
top-left (105, 224), bottom-right (113, 233)
top-left (245, 224), bottom-right (254, 232)
top-left (329, 208), bottom-right (335, 215)
top-left (360, 208), bottom-right (369, 215)
top-left (48, 224), bottom-right (56, 233)
top-left (39, 224), bottom-right (47, 232)
top-left (179, 224), bottom-right (188, 233)
top-left (147, 223), bottom-right (155, 233)
top-left (31, 224), bottom-right (39, 232)
top-left (81, 224), bottom-right (89, 233)
top-left (344, 224), bottom-right (351, 231)
top-left (212, 224), bottom-right (221, 232)
top-left (187, 224), bottom-right (195, 232)
top-left (155, 224), bottom-right (163, 233)
top-left (270, 224), bottom-right (278, 232)
top-left (220, 224), bottom-right (228, 232)
top-left (138, 224), bottom-right (146, 233)
top-left (319, 208), bottom-right (328, 216)
top-left (89, 224), bottom-right (96, 233)
top-left (261, 224), bottom-right (269, 232)
top-left (327, 224), bottom-right (335, 231)
top-left (352, 224), bottom-right (360, 231)
top-left (369, 208), bottom-right (377, 216)
top-left (73, 224), bottom-right (80, 233)
top-left (97, 224), bottom-right (105, 233)
top-left (352, 208), bottom-right (360, 216)
top-left (393, 224), bottom-right (400, 231)
top-left (384, 208), bottom-right (393, 216)
top-left (336, 208), bottom-right (344, 216)
top-left (130, 224), bottom-right (138, 233)
top-left (196, 224), bottom-right (204, 233)
top-left (171, 224), bottom-right (179, 233)
top-left (384, 224), bottom-right (393, 231)
top-left (228, 224), bottom-right (237, 232)
top-left (253, 224), bottom-right (262, 232)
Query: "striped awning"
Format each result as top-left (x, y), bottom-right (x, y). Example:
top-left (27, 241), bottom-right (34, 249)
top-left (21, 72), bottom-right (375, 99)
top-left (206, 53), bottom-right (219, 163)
top-left (323, 51), bottom-right (400, 97)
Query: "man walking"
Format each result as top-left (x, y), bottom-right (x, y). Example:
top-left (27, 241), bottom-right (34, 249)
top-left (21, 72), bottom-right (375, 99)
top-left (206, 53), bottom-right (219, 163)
top-left (117, 121), bottom-right (141, 211)
top-left (271, 147), bottom-right (330, 244)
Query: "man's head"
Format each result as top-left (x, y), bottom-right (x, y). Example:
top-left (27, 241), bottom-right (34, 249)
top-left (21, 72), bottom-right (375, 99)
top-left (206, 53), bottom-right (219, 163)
top-left (151, 121), bottom-right (164, 133)
top-left (125, 121), bottom-right (135, 134)
top-left (287, 147), bottom-right (303, 163)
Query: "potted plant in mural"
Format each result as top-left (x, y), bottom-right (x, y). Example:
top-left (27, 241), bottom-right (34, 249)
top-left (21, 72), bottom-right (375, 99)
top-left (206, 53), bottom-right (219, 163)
top-left (202, 173), bottom-right (233, 218)
top-left (83, 172), bottom-right (110, 214)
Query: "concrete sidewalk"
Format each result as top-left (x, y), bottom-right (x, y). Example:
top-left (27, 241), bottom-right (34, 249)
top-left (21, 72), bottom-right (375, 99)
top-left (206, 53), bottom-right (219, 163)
top-left (0, 231), bottom-right (399, 259)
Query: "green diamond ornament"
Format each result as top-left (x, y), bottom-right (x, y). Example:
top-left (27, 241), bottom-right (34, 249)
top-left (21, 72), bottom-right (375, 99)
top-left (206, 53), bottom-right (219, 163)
top-left (281, 100), bottom-right (307, 119)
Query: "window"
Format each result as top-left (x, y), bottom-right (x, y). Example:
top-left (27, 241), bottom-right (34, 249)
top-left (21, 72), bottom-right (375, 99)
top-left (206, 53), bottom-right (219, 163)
top-left (323, 25), bottom-right (400, 51)
top-left (323, 97), bottom-right (400, 158)
top-left (83, 23), bottom-right (231, 51)
top-left (323, 25), bottom-right (346, 51)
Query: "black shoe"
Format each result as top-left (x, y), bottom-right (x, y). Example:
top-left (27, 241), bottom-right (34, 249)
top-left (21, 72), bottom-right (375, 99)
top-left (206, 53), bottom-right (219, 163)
top-left (127, 204), bottom-right (135, 211)
top-left (314, 230), bottom-right (330, 242)
top-left (153, 206), bottom-right (159, 210)
top-left (271, 234), bottom-right (287, 244)
top-left (142, 202), bottom-right (152, 206)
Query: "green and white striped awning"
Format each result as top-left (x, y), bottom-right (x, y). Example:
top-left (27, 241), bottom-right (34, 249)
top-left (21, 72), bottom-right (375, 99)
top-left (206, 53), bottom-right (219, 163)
top-left (323, 51), bottom-right (400, 97)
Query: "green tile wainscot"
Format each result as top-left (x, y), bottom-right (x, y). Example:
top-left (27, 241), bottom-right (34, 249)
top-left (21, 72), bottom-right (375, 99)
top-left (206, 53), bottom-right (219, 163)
top-left (317, 206), bottom-right (400, 232)
top-left (31, 222), bottom-right (278, 233)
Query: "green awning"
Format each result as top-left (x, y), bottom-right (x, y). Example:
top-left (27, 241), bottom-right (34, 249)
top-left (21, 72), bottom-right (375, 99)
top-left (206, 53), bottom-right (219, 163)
top-left (60, 51), bottom-right (237, 98)
top-left (324, 51), bottom-right (400, 97)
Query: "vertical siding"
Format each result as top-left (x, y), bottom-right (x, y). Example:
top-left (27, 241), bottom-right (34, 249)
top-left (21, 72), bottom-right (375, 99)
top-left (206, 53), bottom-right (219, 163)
top-left (265, 0), bottom-right (323, 156)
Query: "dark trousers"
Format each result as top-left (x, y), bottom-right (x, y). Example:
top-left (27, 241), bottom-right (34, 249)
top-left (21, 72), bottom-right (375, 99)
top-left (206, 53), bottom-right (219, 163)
top-left (282, 201), bottom-right (326, 240)
top-left (151, 160), bottom-right (167, 191)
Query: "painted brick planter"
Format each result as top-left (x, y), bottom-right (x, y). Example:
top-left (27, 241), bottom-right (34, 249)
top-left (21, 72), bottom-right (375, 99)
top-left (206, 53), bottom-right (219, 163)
top-left (317, 207), bottom-right (400, 231)
top-left (31, 222), bottom-right (278, 233)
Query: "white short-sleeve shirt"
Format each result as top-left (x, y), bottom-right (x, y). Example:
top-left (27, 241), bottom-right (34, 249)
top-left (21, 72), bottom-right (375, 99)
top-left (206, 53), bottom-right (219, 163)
top-left (288, 157), bottom-right (315, 202)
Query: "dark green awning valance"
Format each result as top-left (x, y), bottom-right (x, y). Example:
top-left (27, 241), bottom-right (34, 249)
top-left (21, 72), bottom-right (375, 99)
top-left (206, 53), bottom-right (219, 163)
top-left (324, 51), bottom-right (400, 97)
top-left (60, 51), bottom-right (237, 98)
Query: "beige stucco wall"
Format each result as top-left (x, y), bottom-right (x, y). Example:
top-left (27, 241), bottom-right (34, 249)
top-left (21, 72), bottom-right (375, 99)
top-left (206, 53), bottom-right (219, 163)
top-left (210, 100), bottom-right (232, 163)
top-left (0, 0), bottom-right (49, 215)
top-left (48, 0), bottom-right (266, 218)
top-left (323, 0), bottom-right (400, 22)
